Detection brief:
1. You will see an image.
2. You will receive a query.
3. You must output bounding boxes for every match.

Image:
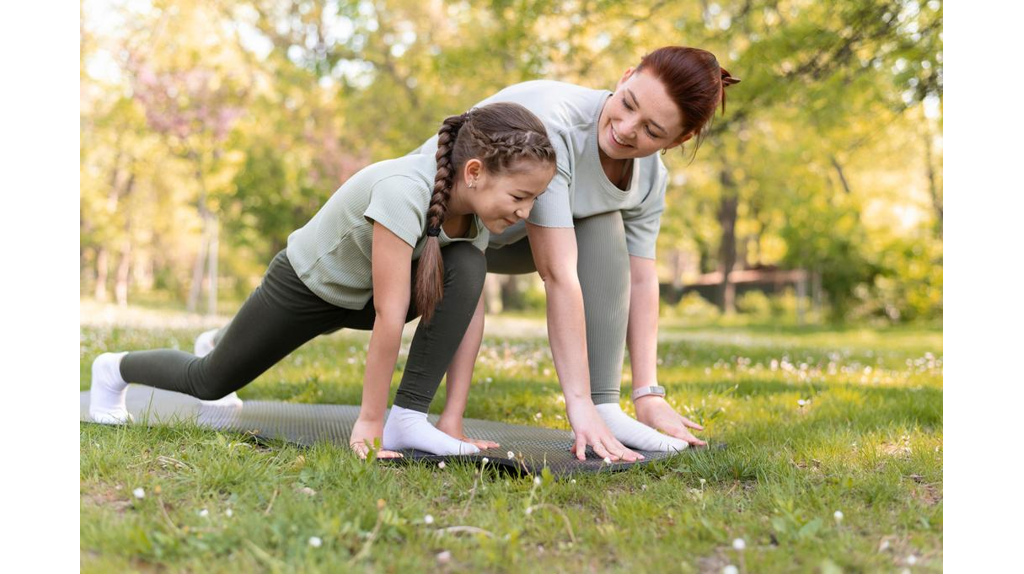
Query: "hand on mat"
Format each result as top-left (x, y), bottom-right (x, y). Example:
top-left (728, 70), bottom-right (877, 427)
top-left (350, 419), bottom-right (403, 460)
top-left (436, 417), bottom-right (501, 450)
top-left (634, 396), bottom-right (707, 447)
top-left (566, 402), bottom-right (643, 462)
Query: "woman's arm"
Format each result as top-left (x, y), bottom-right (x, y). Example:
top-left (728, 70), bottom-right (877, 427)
top-left (627, 255), bottom-right (706, 446)
top-left (527, 223), bottom-right (642, 462)
top-left (350, 222), bottom-right (414, 458)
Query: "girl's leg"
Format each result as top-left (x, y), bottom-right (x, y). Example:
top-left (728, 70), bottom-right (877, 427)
top-left (574, 212), bottom-right (687, 452)
top-left (89, 251), bottom-right (354, 422)
top-left (383, 243), bottom-right (488, 454)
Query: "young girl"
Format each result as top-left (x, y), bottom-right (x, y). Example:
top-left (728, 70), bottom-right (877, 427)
top-left (88, 102), bottom-right (558, 459)
top-left (410, 46), bottom-right (739, 461)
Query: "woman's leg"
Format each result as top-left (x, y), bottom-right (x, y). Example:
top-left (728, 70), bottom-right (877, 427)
top-left (384, 243), bottom-right (488, 454)
top-left (89, 251), bottom-right (356, 422)
top-left (574, 212), bottom-right (687, 451)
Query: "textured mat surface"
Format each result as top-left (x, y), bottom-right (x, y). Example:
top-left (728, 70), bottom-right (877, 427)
top-left (80, 387), bottom-right (701, 476)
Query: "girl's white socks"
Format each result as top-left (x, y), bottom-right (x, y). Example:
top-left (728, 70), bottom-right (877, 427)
top-left (193, 329), bottom-right (243, 409)
top-left (382, 405), bottom-right (480, 456)
top-left (89, 352), bottom-right (132, 424)
top-left (596, 403), bottom-right (689, 453)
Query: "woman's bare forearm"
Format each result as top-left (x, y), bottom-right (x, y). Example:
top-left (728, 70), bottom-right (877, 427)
top-left (359, 315), bottom-right (406, 423)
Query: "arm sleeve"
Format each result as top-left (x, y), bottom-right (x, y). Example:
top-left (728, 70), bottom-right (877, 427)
top-left (363, 176), bottom-right (430, 249)
top-left (525, 133), bottom-right (575, 229)
top-left (621, 165), bottom-right (668, 259)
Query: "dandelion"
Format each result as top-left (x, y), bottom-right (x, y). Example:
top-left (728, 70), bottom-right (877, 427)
top-left (699, 478), bottom-right (707, 487)
top-left (308, 536), bottom-right (322, 548)
top-left (732, 538), bottom-right (746, 550)
top-left (507, 451), bottom-right (515, 459)
top-left (723, 565), bottom-right (739, 574)
top-left (436, 550), bottom-right (451, 564)
top-left (199, 508), bottom-right (209, 518)
top-left (424, 514), bottom-right (434, 525)
top-left (132, 487), bottom-right (145, 499)
top-left (225, 508), bottom-right (233, 518)
top-left (438, 461), bottom-right (446, 469)
top-left (482, 457), bottom-right (489, 465)
top-left (534, 476), bottom-right (542, 485)
top-left (534, 412), bottom-right (542, 419)
top-left (570, 479), bottom-right (577, 484)
top-left (798, 399), bottom-right (807, 407)
top-left (834, 510), bottom-right (844, 523)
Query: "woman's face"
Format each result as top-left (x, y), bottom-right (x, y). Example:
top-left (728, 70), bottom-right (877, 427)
top-left (467, 160), bottom-right (553, 234)
top-left (598, 69), bottom-right (691, 160)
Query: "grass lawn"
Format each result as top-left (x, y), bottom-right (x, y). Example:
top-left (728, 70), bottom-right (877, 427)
top-left (80, 317), bottom-right (942, 573)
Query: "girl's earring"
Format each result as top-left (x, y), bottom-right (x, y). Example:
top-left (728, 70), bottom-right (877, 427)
top-left (661, 148), bottom-right (668, 156)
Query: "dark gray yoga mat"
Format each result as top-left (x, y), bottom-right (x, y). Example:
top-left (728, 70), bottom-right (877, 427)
top-left (80, 387), bottom-right (704, 476)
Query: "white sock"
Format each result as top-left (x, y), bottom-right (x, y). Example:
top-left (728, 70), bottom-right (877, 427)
top-left (382, 405), bottom-right (480, 456)
top-left (194, 329), bottom-right (243, 409)
top-left (596, 403), bottom-right (688, 453)
top-left (89, 352), bottom-right (133, 424)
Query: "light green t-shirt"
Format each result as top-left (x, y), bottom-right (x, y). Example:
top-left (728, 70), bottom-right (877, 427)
top-left (286, 154), bottom-right (489, 310)
top-left (411, 80), bottom-right (669, 259)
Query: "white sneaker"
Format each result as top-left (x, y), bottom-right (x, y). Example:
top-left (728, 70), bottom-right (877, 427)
top-left (194, 329), bottom-right (243, 409)
top-left (89, 352), bottom-right (133, 424)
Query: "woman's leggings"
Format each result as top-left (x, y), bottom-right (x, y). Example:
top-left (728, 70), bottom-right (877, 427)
top-left (485, 210), bottom-right (630, 405)
top-left (119, 243), bottom-right (486, 413)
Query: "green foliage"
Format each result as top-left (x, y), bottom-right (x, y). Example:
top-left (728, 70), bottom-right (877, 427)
top-left (80, 0), bottom-right (942, 324)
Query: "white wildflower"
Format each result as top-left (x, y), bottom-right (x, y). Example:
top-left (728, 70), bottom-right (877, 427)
top-left (603, 457), bottom-right (612, 465)
top-left (507, 451), bottom-right (515, 458)
top-left (132, 487), bottom-right (145, 499)
top-left (482, 457), bottom-right (489, 464)
top-left (308, 536), bottom-right (322, 548)
top-left (834, 510), bottom-right (844, 523)
top-left (436, 550), bottom-right (451, 564)
top-left (438, 461), bottom-right (446, 469)
top-left (424, 514), bottom-right (434, 525)
top-left (533, 476), bottom-right (542, 485)
top-left (907, 555), bottom-right (917, 565)
top-left (225, 508), bottom-right (234, 517)
top-left (732, 538), bottom-right (746, 550)
top-left (723, 566), bottom-right (739, 574)
top-left (199, 508), bottom-right (209, 517)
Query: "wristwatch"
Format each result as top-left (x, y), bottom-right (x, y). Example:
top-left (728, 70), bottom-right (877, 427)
top-left (631, 385), bottom-right (666, 402)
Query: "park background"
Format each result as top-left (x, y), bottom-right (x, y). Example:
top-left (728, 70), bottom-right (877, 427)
top-left (79, 1), bottom-right (944, 572)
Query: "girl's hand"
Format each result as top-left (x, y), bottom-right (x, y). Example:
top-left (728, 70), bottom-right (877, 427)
top-left (436, 417), bottom-right (501, 450)
top-left (634, 395), bottom-right (707, 447)
top-left (350, 418), bottom-right (404, 459)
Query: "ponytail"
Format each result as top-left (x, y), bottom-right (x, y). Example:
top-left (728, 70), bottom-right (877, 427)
top-left (415, 111), bottom-right (470, 324)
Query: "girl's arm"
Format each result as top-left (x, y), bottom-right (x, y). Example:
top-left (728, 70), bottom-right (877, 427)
top-left (350, 222), bottom-right (414, 458)
top-left (437, 293), bottom-right (500, 449)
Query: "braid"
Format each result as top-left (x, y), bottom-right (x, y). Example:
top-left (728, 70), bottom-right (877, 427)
top-left (416, 111), bottom-right (468, 324)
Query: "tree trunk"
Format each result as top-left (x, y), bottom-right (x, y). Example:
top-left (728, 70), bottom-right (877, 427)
top-left (717, 169), bottom-right (739, 314)
top-left (115, 239), bottom-right (131, 307)
top-left (187, 221), bottom-right (209, 313)
top-left (94, 247), bottom-right (109, 302)
top-left (206, 216), bottom-right (219, 316)
top-left (923, 128), bottom-right (942, 238)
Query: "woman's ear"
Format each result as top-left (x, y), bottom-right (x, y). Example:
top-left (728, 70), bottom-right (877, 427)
top-left (664, 130), bottom-right (696, 151)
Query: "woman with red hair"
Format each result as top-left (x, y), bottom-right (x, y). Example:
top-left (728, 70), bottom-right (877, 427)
top-left (410, 46), bottom-right (739, 462)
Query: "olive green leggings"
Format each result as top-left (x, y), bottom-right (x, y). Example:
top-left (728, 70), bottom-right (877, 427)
top-left (120, 244), bottom-right (486, 412)
top-left (485, 211), bottom-right (631, 405)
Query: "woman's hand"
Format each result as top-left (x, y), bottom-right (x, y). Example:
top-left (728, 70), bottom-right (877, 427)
top-left (349, 417), bottom-right (404, 459)
top-left (566, 401), bottom-right (643, 462)
top-left (436, 415), bottom-right (500, 450)
top-left (633, 396), bottom-right (707, 447)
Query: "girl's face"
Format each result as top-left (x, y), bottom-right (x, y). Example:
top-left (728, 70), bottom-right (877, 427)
top-left (598, 69), bottom-right (691, 160)
top-left (465, 160), bottom-right (553, 234)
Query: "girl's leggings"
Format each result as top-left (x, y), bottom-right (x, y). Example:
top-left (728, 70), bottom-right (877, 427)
top-left (484, 210), bottom-right (630, 405)
top-left (119, 243), bottom-right (486, 413)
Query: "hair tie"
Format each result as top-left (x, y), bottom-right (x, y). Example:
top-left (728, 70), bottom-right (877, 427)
top-left (426, 227), bottom-right (441, 237)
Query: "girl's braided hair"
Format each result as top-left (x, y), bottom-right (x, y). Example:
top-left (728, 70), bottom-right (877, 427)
top-left (417, 102), bottom-right (557, 323)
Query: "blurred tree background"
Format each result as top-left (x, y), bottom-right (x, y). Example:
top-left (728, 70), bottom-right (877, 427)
top-left (80, 0), bottom-right (942, 325)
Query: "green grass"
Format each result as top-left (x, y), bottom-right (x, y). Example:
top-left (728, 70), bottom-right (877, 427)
top-left (80, 321), bottom-right (942, 573)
